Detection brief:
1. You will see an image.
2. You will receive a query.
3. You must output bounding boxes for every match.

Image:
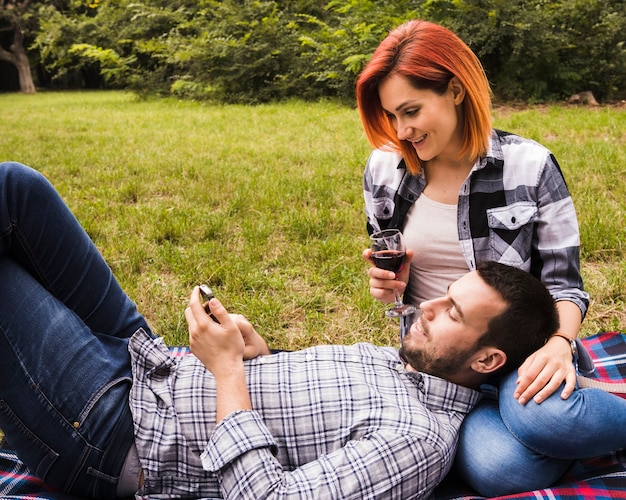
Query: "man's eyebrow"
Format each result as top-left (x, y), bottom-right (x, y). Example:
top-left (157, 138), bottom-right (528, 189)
top-left (446, 284), bottom-right (465, 320)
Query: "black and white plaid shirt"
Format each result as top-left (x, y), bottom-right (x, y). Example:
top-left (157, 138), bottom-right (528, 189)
top-left (129, 329), bottom-right (480, 499)
top-left (363, 129), bottom-right (589, 316)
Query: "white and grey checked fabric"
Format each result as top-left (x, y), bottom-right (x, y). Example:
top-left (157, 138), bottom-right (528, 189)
top-left (129, 329), bottom-right (480, 499)
top-left (363, 129), bottom-right (589, 317)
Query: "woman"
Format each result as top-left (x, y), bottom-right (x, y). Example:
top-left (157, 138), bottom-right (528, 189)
top-left (355, 20), bottom-right (620, 496)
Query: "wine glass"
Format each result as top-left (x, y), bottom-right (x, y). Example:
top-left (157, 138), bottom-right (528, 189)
top-left (370, 228), bottom-right (417, 318)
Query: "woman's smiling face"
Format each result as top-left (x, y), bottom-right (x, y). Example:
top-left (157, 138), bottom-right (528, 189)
top-left (378, 73), bottom-right (465, 163)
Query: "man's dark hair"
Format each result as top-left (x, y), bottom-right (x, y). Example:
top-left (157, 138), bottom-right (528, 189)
top-left (475, 261), bottom-right (560, 375)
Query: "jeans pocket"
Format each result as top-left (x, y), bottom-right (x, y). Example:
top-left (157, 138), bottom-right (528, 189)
top-left (1, 377), bottom-right (131, 496)
top-left (0, 399), bottom-right (60, 480)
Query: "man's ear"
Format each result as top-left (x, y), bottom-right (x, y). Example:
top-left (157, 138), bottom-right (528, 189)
top-left (470, 347), bottom-right (507, 374)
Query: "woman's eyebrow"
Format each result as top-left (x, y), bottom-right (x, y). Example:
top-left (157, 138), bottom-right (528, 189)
top-left (383, 99), bottom-right (418, 114)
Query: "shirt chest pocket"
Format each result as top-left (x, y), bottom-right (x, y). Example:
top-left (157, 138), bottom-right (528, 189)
top-left (486, 202), bottom-right (538, 267)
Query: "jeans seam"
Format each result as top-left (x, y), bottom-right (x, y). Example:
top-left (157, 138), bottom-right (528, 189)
top-left (13, 225), bottom-right (52, 290)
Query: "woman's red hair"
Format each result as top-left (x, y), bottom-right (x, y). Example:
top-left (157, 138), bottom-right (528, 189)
top-left (356, 20), bottom-right (492, 174)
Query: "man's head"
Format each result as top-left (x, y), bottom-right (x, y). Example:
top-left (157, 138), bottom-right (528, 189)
top-left (399, 261), bottom-right (559, 388)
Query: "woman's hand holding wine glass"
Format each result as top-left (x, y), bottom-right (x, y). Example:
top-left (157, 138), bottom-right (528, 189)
top-left (367, 229), bottom-right (416, 318)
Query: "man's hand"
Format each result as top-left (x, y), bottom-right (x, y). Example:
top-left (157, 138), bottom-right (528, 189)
top-left (195, 289), bottom-right (271, 361)
top-left (231, 314), bottom-right (271, 359)
top-left (185, 287), bottom-right (252, 422)
top-left (186, 287), bottom-right (245, 377)
top-left (363, 247), bottom-right (413, 303)
top-left (514, 336), bottom-right (577, 405)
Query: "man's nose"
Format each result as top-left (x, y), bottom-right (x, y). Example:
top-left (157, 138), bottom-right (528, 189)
top-left (421, 295), bottom-right (448, 319)
top-left (420, 298), bottom-right (436, 320)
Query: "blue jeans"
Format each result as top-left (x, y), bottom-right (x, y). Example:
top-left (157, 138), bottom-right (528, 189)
top-left (455, 369), bottom-right (626, 496)
top-left (0, 162), bottom-right (152, 498)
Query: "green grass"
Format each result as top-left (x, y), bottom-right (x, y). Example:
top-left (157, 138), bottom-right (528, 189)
top-left (1, 92), bottom-right (625, 347)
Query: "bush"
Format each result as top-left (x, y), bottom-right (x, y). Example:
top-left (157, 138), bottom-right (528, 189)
top-left (26, 0), bottom-right (626, 103)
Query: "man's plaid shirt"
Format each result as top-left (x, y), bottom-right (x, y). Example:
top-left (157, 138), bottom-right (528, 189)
top-left (129, 329), bottom-right (480, 499)
top-left (363, 129), bottom-right (589, 316)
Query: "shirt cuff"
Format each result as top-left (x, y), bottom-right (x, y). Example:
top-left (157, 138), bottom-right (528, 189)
top-left (201, 410), bottom-right (277, 472)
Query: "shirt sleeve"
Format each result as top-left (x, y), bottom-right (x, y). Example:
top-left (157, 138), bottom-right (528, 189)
top-left (363, 149), bottom-right (407, 235)
top-left (201, 409), bottom-right (451, 499)
top-left (363, 152), bottom-right (381, 235)
top-left (533, 152), bottom-right (589, 316)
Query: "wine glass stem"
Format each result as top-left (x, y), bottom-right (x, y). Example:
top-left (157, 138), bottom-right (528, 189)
top-left (393, 290), bottom-right (404, 308)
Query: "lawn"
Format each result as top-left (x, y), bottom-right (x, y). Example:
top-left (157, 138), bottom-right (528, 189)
top-left (1, 91), bottom-right (625, 349)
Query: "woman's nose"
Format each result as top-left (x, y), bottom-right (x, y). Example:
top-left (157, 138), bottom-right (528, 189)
top-left (396, 122), bottom-right (412, 141)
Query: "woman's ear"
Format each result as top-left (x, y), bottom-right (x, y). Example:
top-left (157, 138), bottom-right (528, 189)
top-left (449, 77), bottom-right (466, 104)
top-left (471, 348), bottom-right (507, 374)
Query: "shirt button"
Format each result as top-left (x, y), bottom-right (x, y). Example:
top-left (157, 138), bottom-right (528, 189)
top-left (305, 353), bottom-right (314, 362)
top-left (511, 217), bottom-right (516, 224)
top-left (258, 357), bottom-right (268, 364)
top-left (396, 363), bottom-right (404, 372)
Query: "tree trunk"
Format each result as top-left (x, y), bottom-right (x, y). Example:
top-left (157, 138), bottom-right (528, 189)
top-left (0, 22), bottom-right (36, 93)
top-left (14, 49), bottom-right (35, 93)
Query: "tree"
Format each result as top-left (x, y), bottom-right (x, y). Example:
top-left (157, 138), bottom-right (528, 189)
top-left (7, 0), bottom-right (625, 102)
top-left (0, 0), bottom-right (36, 93)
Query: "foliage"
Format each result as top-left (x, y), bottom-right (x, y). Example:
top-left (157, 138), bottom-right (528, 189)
top-left (185, 0), bottom-right (309, 103)
top-left (553, 0), bottom-right (626, 101)
top-left (7, 0), bottom-right (626, 102)
top-left (426, 0), bottom-right (626, 102)
top-left (292, 1), bottom-right (416, 101)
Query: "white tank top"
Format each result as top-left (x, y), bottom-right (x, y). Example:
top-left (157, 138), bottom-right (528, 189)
top-left (403, 194), bottom-right (469, 307)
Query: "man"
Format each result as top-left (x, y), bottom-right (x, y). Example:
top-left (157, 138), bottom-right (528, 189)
top-left (0, 161), bottom-right (557, 499)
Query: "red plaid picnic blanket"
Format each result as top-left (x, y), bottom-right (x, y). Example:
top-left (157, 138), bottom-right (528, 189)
top-left (1, 332), bottom-right (625, 499)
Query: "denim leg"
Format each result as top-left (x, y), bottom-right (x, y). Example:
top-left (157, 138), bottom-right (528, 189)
top-left (500, 369), bottom-right (626, 459)
top-left (454, 395), bottom-right (571, 497)
top-left (0, 258), bottom-right (135, 498)
top-left (0, 161), bottom-right (150, 339)
top-left (0, 161), bottom-right (150, 497)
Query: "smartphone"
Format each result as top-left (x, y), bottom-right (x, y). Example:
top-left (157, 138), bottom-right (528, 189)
top-left (199, 284), bottom-right (220, 323)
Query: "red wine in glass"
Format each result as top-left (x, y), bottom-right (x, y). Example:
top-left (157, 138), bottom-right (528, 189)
top-left (370, 229), bottom-right (417, 318)
top-left (371, 249), bottom-right (405, 273)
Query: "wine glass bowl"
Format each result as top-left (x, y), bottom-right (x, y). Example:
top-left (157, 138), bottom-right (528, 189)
top-left (370, 249), bottom-right (405, 274)
top-left (370, 229), bottom-right (417, 318)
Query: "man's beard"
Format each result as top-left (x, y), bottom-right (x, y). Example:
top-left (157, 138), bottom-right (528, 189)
top-left (399, 342), bottom-right (477, 380)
